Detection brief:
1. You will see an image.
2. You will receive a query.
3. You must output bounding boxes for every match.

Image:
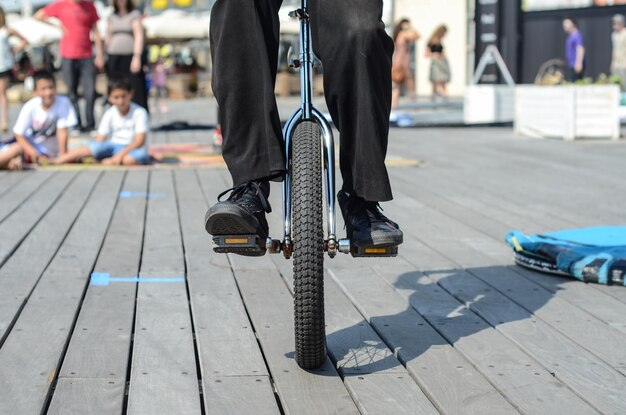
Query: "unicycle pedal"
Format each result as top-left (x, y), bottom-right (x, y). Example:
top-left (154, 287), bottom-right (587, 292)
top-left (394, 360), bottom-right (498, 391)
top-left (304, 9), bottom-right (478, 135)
top-left (212, 234), bottom-right (266, 256)
top-left (351, 245), bottom-right (398, 258)
top-left (337, 239), bottom-right (399, 258)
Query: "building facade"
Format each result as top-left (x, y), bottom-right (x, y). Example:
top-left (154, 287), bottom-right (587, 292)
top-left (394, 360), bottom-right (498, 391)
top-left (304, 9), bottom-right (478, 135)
top-left (475, 1), bottom-right (626, 84)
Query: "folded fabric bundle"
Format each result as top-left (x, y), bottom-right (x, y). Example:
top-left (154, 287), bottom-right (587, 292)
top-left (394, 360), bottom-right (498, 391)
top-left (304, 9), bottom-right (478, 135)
top-left (505, 227), bottom-right (626, 285)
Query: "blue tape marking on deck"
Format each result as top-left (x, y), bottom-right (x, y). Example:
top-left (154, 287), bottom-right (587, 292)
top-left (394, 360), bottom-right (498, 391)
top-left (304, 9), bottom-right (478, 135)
top-left (90, 272), bottom-right (184, 286)
top-left (119, 191), bottom-right (166, 199)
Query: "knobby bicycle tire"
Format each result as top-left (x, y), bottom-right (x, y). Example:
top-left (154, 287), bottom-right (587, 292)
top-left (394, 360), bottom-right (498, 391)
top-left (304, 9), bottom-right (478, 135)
top-left (292, 121), bottom-right (326, 369)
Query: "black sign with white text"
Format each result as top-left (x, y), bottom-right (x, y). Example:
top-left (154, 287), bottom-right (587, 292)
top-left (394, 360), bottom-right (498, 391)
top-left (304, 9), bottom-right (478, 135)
top-left (475, 0), bottom-right (501, 83)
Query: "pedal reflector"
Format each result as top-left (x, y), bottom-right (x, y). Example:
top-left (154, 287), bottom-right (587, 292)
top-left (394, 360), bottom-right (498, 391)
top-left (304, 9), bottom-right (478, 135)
top-left (212, 235), bottom-right (266, 256)
top-left (364, 247), bottom-right (388, 254)
top-left (351, 245), bottom-right (398, 258)
top-left (224, 237), bottom-right (252, 244)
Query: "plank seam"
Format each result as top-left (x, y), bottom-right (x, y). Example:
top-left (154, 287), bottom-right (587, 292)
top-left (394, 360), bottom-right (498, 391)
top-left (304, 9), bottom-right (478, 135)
top-left (0, 171), bottom-right (33, 199)
top-left (39, 171), bottom-right (125, 415)
top-left (393, 176), bottom-right (626, 372)
top-left (0, 171), bottom-right (56, 225)
top-left (400, 235), bottom-right (606, 414)
top-left (0, 172), bottom-right (75, 269)
top-left (121, 170), bottom-right (150, 415)
top-left (173, 170), bottom-right (207, 415)
top-left (0, 172), bottom-right (101, 349)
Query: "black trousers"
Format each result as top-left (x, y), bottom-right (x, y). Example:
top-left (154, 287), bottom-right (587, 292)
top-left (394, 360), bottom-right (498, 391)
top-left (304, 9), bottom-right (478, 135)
top-left (106, 54), bottom-right (149, 111)
top-left (61, 58), bottom-right (96, 130)
top-left (210, 0), bottom-right (394, 202)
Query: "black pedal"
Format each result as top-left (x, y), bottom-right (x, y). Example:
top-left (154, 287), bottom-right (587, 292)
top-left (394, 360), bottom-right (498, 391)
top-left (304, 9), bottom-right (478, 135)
top-left (212, 234), bottom-right (266, 256)
top-left (351, 245), bottom-right (398, 258)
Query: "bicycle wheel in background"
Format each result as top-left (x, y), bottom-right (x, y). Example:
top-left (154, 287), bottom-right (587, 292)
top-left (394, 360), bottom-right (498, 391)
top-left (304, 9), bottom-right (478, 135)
top-left (291, 121), bottom-right (326, 369)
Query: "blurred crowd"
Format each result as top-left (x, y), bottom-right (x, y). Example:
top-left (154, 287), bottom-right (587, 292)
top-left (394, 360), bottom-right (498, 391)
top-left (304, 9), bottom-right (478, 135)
top-left (0, 0), bottom-right (166, 170)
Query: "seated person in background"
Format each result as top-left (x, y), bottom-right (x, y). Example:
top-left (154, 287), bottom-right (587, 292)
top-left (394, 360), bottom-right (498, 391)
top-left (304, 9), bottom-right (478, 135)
top-left (53, 76), bottom-right (150, 166)
top-left (0, 70), bottom-right (76, 170)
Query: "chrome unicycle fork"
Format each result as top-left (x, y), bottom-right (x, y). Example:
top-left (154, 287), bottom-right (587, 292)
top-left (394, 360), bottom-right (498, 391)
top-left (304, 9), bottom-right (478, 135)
top-left (277, 0), bottom-right (338, 259)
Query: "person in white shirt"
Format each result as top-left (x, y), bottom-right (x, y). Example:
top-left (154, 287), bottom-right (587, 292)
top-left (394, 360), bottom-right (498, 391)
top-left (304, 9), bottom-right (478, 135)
top-left (0, 70), bottom-right (76, 170)
top-left (52, 76), bottom-right (150, 165)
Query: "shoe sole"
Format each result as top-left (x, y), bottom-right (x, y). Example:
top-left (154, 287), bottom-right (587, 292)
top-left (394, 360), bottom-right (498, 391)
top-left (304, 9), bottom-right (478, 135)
top-left (205, 204), bottom-right (258, 235)
top-left (349, 226), bottom-right (404, 248)
top-left (205, 205), bottom-right (266, 257)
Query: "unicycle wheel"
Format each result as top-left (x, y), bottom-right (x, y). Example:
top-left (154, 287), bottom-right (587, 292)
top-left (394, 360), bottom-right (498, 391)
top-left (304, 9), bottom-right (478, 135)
top-left (292, 121), bottom-right (326, 369)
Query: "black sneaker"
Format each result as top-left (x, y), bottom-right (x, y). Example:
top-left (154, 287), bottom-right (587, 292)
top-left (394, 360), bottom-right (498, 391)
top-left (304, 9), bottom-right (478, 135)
top-left (205, 181), bottom-right (272, 240)
top-left (338, 190), bottom-right (403, 248)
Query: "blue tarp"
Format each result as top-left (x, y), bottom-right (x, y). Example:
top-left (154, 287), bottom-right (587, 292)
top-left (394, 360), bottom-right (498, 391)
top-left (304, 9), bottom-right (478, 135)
top-left (505, 227), bottom-right (626, 285)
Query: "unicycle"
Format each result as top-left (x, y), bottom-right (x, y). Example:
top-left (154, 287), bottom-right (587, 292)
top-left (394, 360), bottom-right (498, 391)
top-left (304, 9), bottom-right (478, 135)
top-left (213, 0), bottom-right (399, 370)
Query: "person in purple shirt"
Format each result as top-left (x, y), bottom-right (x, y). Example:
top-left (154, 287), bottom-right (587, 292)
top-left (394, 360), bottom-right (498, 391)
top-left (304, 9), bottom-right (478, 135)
top-left (563, 18), bottom-right (585, 82)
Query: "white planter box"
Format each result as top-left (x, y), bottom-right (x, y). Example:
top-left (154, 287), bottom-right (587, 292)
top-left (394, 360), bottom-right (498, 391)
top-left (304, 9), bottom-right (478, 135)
top-left (464, 85), bottom-right (515, 124)
top-left (515, 85), bottom-right (620, 140)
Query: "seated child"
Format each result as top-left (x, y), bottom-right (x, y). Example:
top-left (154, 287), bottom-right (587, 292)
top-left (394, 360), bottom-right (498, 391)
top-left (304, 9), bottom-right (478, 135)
top-left (0, 70), bottom-right (76, 170)
top-left (53, 76), bottom-right (150, 166)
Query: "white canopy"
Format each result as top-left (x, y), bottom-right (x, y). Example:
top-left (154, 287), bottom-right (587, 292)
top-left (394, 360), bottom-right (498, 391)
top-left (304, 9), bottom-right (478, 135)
top-left (143, 9), bottom-right (210, 40)
top-left (6, 14), bottom-right (62, 46)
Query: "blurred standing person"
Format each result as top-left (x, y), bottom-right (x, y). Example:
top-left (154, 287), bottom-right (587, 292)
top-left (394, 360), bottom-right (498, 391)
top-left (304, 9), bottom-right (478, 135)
top-left (426, 24), bottom-right (450, 101)
top-left (563, 18), bottom-right (585, 82)
top-left (0, 7), bottom-right (28, 132)
top-left (391, 18), bottom-right (419, 109)
top-left (611, 14), bottom-right (626, 89)
top-left (106, 0), bottom-right (148, 111)
top-left (35, 0), bottom-right (104, 133)
top-left (152, 55), bottom-right (168, 113)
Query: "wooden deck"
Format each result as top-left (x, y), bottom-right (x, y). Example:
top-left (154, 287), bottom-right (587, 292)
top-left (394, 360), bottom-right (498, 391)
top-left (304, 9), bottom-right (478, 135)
top-left (1, 122), bottom-right (626, 414)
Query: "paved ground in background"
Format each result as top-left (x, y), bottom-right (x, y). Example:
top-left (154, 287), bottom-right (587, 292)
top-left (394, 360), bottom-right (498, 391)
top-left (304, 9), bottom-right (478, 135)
top-left (2, 98), bottom-right (626, 414)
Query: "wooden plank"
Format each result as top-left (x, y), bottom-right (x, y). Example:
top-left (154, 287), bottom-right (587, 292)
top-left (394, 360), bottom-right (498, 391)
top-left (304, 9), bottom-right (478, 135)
top-left (477, 265), bottom-right (626, 375)
top-left (430, 265), bottom-right (626, 415)
top-left (127, 170), bottom-right (202, 415)
top-left (388, 135), bottom-right (614, 226)
top-left (518, 269), bottom-right (626, 336)
top-left (388, 175), bottom-right (626, 368)
top-left (393, 159), bottom-right (626, 316)
top-left (262, 174), bottom-right (504, 414)
top-left (263, 253), bottom-right (440, 412)
top-left (0, 171), bottom-right (101, 342)
top-left (324, 273), bottom-right (438, 413)
top-left (174, 169), bottom-right (279, 415)
top-left (592, 284), bottom-right (626, 306)
top-left (210, 171), bottom-right (438, 414)
top-left (0, 170), bottom-right (30, 198)
top-left (47, 378), bottom-right (125, 415)
top-left (326, 258), bottom-right (518, 415)
top-left (57, 170), bottom-right (148, 379)
top-left (0, 171), bottom-right (75, 267)
top-left (391, 164), bottom-right (626, 305)
top-left (479, 142), bottom-right (626, 197)
top-left (371, 255), bottom-right (597, 415)
top-left (343, 373), bottom-right (441, 415)
top-left (228, 255), bottom-right (360, 415)
top-left (197, 170), bottom-right (360, 414)
top-left (0, 170), bottom-right (54, 223)
top-left (324, 277), bottom-right (409, 376)
top-left (47, 171), bottom-right (149, 415)
top-left (378, 189), bottom-right (626, 413)
top-left (390, 167), bottom-right (575, 233)
top-left (203, 376), bottom-right (278, 415)
top-left (0, 171), bottom-right (123, 415)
